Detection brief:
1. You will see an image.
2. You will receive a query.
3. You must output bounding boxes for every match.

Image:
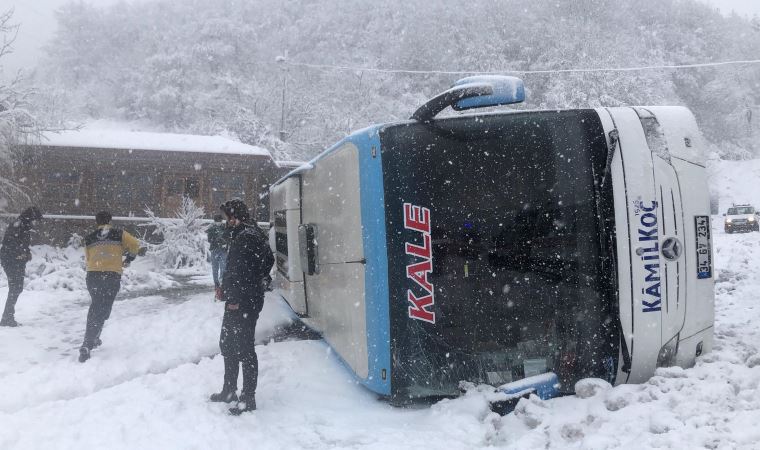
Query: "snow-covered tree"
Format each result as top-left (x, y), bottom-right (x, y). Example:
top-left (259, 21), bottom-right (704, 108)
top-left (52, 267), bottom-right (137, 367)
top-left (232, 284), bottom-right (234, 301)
top-left (35, 0), bottom-right (760, 159)
top-left (0, 9), bottom-right (37, 212)
top-left (142, 197), bottom-right (209, 270)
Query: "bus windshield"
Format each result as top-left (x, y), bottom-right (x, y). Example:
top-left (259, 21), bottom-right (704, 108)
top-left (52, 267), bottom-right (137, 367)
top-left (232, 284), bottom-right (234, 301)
top-left (381, 110), bottom-right (618, 399)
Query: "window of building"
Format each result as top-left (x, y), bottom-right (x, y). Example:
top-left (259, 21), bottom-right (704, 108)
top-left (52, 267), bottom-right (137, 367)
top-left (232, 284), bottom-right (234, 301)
top-left (122, 173), bottom-right (156, 215)
top-left (42, 171), bottom-right (81, 214)
top-left (90, 171), bottom-right (156, 216)
top-left (185, 177), bottom-right (200, 198)
top-left (211, 174), bottom-right (245, 206)
top-left (167, 176), bottom-right (200, 198)
top-left (167, 179), bottom-right (184, 196)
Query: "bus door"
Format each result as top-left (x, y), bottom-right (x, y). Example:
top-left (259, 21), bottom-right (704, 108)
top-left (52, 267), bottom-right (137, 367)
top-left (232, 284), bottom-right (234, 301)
top-left (270, 175), bottom-right (308, 315)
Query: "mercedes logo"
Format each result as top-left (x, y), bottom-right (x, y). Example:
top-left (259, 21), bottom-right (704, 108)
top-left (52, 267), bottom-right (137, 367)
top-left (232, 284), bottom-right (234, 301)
top-left (661, 237), bottom-right (683, 261)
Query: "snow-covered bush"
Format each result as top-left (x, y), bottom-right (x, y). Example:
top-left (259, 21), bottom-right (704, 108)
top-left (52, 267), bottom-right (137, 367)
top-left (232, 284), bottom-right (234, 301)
top-left (23, 244), bottom-right (86, 291)
top-left (141, 196), bottom-right (210, 270)
top-left (0, 244), bottom-right (179, 292)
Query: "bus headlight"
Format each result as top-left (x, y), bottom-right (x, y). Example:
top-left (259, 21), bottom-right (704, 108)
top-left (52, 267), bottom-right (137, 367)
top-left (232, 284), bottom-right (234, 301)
top-left (656, 334), bottom-right (679, 368)
top-left (749, 216), bottom-right (756, 222)
top-left (725, 217), bottom-right (732, 223)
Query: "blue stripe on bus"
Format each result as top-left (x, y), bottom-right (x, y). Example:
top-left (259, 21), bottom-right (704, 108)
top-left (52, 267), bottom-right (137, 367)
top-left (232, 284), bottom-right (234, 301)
top-left (350, 126), bottom-right (392, 396)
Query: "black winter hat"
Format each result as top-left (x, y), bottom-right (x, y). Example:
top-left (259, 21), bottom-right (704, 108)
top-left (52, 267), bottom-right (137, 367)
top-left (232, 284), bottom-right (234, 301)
top-left (19, 206), bottom-right (43, 223)
top-left (221, 199), bottom-right (250, 222)
top-left (95, 211), bottom-right (112, 225)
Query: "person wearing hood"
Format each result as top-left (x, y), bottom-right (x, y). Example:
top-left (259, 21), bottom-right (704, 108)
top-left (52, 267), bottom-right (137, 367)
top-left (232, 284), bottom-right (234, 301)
top-left (0, 206), bottom-right (43, 327)
top-left (209, 199), bottom-right (273, 415)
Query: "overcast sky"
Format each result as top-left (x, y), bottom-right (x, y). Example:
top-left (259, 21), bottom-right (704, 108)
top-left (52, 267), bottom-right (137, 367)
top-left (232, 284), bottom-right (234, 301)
top-left (2, 0), bottom-right (760, 77)
top-left (2, 0), bottom-right (125, 76)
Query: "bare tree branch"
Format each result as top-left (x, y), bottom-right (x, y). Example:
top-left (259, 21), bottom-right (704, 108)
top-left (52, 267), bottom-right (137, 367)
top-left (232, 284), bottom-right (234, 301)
top-left (0, 8), bottom-right (40, 211)
top-left (0, 8), bottom-right (19, 62)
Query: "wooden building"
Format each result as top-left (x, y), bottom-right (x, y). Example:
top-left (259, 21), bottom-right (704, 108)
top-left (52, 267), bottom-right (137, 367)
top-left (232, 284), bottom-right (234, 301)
top-left (10, 129), bottom-right (284, 243)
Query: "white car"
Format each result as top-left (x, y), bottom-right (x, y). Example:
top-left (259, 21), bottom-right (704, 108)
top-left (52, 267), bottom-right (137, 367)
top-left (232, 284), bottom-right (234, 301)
top-left (724, 205), bottom-right (759, 233)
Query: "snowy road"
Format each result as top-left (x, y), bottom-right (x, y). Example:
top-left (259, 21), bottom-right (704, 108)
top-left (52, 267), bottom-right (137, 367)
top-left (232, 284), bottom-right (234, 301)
top-left (1, 219), bottom-right (759, 449)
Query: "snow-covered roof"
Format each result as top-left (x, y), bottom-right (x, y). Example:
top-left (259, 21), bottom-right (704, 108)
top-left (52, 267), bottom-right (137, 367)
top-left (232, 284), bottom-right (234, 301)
top-left (37, 129), bottom-right (272, 157)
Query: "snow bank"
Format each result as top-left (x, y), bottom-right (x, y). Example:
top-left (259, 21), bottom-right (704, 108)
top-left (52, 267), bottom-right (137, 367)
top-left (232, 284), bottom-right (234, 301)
top-left (0, 245), bottom-right (183, 293)
top-left (0, 245), bottom-right (213, 293)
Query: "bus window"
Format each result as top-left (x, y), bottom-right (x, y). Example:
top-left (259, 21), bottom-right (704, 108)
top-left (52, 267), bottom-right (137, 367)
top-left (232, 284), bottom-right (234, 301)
top-left (274, 210), bottom-right (289, 275)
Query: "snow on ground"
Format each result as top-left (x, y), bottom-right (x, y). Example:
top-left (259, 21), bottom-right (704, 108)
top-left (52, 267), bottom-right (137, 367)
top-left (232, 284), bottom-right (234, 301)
top-left (710, 158), bottom-right (760, 212)
top-left (0, 288), bottom-right (297, 449)
top-left (493, 223), bottom-right (760, 449)
top-left (0, 159), bottom-right (759, 449)
top-left (1, 219), bottom-right (758, 450)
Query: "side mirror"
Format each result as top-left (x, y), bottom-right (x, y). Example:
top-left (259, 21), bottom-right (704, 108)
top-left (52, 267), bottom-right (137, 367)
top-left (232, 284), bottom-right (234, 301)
top-left (411, 76), bottom-right (525, 122)
top-left (452, 76), bottom-right (525, 111)
top-left (722, 213), bottom-right (726, 217)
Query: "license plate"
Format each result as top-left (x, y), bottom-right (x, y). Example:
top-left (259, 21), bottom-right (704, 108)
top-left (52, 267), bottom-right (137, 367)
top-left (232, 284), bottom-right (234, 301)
top-left (694, 216), bottom-right (712, 279)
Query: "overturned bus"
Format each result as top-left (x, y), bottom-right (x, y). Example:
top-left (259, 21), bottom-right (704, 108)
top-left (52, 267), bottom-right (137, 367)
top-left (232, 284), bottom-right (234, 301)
top-left (269, 76), bottom-right (715, 403)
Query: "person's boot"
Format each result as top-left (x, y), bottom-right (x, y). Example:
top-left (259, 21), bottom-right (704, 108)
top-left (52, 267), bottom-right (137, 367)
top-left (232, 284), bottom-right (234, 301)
top-left (209, 389), bottom-right (238, 403)
top-left (78, 347), bottom-right (91, 363)
top-left (228, 395), bottom-right (256, 415)
top-left (0, 316), bottom-right (20, 327)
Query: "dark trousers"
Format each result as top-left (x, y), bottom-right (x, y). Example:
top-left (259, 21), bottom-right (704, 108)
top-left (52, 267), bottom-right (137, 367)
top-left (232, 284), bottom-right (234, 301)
top-left (222, 352), bottom-right (259, 401)
top-left (220, 308), bottom-right (259, 400)
top-left (1, 261), bottom-right (26, 320)
top-left (82, 271), bottom-right (121, 349)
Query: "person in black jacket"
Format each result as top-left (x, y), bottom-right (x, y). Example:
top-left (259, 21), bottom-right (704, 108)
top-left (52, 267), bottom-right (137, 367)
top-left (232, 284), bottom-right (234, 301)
top-left (0, 207), bottom-right (43, 327)
top-left (209, 199), bottom-right (274, 415)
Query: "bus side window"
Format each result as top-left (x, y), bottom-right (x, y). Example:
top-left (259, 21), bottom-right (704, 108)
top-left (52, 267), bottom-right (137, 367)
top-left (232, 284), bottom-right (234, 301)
top-left (274, 210), bottom-right (289, 275)
top-left (298, 223), bottom-right (319, 275)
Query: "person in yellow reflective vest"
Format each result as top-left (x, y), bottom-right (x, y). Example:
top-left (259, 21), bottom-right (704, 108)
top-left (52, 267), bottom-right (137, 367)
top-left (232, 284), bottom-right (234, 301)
top-left (78, 211), bottom-right (141, 363)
